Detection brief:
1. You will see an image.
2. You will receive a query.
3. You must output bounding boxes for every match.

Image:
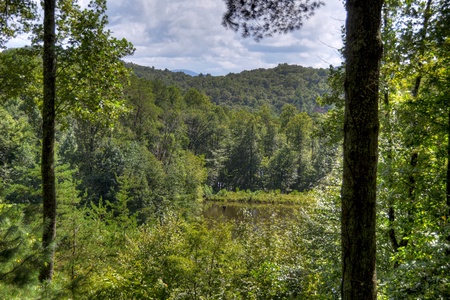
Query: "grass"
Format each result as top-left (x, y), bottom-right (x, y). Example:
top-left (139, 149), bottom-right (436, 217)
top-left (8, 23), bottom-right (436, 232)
top-left (204, 189), bottom-right (314, 206)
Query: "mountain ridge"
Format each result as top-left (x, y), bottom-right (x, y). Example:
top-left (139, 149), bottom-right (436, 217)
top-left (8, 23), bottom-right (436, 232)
top-left (171, 69), bottom-right (199, 77)
top-left (126, 62), bottom-right (329, 114)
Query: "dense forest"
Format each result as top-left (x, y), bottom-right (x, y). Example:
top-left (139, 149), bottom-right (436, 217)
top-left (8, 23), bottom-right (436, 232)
top-left (1, 0), bottom-right (450, 299)
top-left (0, 51), bottom-right (337, 221)
top-left (0, 48), bottom-right (340, 297)
top-left (128, 63), bottom-right (329, 114)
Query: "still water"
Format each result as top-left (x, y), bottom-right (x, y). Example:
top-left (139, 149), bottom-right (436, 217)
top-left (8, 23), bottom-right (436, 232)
top-left (202, 202), bottom-right (299, 224)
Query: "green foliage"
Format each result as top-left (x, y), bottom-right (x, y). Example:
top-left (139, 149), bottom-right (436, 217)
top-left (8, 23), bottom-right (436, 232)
top-left (0, 49), bottom-right (339, 299)
top-left (50, 0), bottom-right (134, 125)
top-left (88, 198), bottom-right (340, 300)
top-left (50, 167), bottom-right (142, 299)
top-left (2, 0), bottom-right (450, 297)
top-left (91, 214), bottom-right (239, 299)
top-left (316, 65), bottom-right (345, 145)
top-left (284, 112), bottom-right (312, 150)
top-left (219, 111), bottom-right (263, 191)
top-left (371, 0), bottom-right (450, 298)
top-left (119, 143), bottom-right (165, 223)
top-left (265, 146), bottom-right (298, 192)
top-left (121, 76), bottom-right (162, 142)
top-left (0, 48), bottom-right (41, 102)
top-left (127, 63), bottom-right (328, 114)
top-left (0, 194), bottom-right (342, 299)
top-left (0, 98), bottom-right (40, 205)
top-left (0, 0), bottom-right (37, 47)
top-left (0, 203), bottom-right (41, 298)
top-left (1, 0), bottom-right (343, 296)
top-left (0, 103), bottom-right (36, 179)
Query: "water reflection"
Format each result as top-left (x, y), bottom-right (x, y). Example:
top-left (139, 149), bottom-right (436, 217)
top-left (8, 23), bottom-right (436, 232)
top-left (202, 202), bottom-right (297, 224)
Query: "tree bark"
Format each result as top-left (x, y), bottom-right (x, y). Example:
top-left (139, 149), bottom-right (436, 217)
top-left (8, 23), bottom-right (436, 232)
top-left (447, 109), bottom-right (450, 224)
top-left (39, 0), bottom-right (57, 282)
top-left (341, 0), bottom-right (383, 298)
top-left (446, 108), bottom-right (450, 257)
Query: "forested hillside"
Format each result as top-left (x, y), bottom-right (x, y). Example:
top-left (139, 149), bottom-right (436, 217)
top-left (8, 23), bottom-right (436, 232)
top-left (0, 46), bottom-right (339, 297)
top-left (1, 0), bottom-right (449, 299)
top-left (127, 63), bottom-right (329, 113)
top-left (0, 57), bottom-right (336, 209)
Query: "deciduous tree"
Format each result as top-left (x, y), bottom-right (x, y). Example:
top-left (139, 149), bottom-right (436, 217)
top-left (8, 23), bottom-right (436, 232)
top-left (38, 0), bottom-right (134, 282)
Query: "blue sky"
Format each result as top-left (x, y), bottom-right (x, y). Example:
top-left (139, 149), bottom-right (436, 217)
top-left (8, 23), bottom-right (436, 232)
top-left (7, 0), bottom-right (346, 76)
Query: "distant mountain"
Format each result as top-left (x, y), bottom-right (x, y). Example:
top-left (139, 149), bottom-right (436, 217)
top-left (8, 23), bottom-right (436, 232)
top-left (171, 69), bottom-right (199, 77)
top-left (126, 62), bottom-right (329, 114)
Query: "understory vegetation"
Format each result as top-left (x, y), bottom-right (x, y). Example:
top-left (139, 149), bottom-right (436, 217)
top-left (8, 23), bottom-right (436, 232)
top-left (1, 189), bottom-right (341, 300)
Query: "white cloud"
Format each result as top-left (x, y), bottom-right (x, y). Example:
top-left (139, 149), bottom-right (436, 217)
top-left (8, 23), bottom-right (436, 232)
top-left (6, 0), bottom-right (346, 75)
top-left (105, 0), bottom-right (346, 75)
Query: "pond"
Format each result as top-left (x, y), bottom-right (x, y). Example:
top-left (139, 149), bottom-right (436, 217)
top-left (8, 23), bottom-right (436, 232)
top-left (202, 201), bottom-right (300, 225)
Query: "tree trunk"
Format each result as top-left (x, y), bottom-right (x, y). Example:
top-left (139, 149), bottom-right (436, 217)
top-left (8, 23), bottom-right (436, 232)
top-left (446, 108), bottom-right (450, 255)
top-left (341, 0), bottom-right (383, 298)
top-left (39, 0), bottom-right (57, 282)
top-left (447, 109), bottom-right (450, 226)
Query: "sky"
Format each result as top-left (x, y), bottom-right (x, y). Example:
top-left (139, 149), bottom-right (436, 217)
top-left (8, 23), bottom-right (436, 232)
top-left (7, 0), bottom-right (346, 76)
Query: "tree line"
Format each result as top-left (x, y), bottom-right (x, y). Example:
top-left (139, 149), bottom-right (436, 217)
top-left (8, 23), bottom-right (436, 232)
top-left (0, 63), bottom-right (337, 218)
top-left (128, 62), bottom-right (329, 114)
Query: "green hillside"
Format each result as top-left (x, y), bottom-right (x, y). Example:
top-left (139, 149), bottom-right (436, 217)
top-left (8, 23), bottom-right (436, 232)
top-left (126, 62), bottom-right (329, 113)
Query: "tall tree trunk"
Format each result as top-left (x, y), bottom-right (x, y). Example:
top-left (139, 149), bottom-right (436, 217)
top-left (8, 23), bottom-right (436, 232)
top-left (445, 106), bottom-right (450, 259)
top-left (39, 0), bottom-right (57, 282)
top-left (341, 0), bottom-right (383, 298)
top-left (447, 109), bottom-right (450, 232)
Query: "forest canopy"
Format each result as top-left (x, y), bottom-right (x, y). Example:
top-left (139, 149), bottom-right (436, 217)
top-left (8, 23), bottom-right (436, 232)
top-left (127, 62), bottom-right (329, 114)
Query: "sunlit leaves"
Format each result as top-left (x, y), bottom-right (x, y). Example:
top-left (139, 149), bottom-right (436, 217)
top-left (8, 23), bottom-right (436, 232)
top-left (376, 0), bottom-right (450, 297)
top-left (0, 48), bottom-right (41, 102)
top-left (30, 0), bottom-right (135, 125)
top-left (0, 0), bottom-right (37, 47)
